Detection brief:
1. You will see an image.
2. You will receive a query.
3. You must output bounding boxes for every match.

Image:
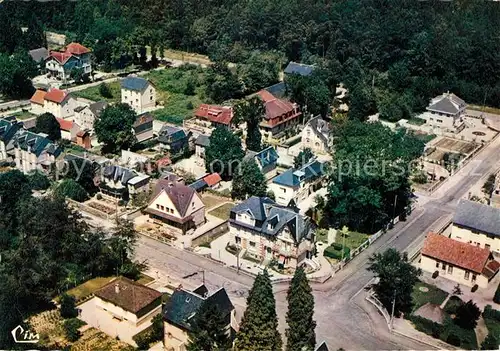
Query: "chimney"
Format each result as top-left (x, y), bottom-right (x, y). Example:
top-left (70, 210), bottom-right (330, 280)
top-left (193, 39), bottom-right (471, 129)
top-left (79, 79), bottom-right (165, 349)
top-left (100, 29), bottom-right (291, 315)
top-left (115, 283), bottom-right (120, 294)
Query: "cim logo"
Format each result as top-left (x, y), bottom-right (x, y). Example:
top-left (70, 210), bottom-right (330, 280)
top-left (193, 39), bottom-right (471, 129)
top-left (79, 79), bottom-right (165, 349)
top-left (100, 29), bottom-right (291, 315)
top-left (11, 325), bottom-right (40, 344)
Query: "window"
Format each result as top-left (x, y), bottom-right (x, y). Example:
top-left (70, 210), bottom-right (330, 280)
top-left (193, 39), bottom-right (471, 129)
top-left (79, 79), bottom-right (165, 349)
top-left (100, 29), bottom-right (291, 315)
top-left (464, 271), bottom-right (470, 280)
top-left (441, 263), bottom-right (446, 270)
top-left (267, 247), bottom-right (272, 254)
top-left (486, 244), bottom-right (491, 249)
top-left (156, 204), bottom-right (160, 209)
top-left (281, 187), bottom-right (286, 193)
top-left (170, 209), bottom-right (174, 214)
top-left (249, 241), bottom-right (256, 247)
top-left (437, 119), bottom-right (443, 123)
top-left (436, 261), bottom-right (440, 268)
top-left (448, 266), bottom-right (453, 274)
top-left (472, 274), bottom-right (477, 282)
top-left (150, 96), bottom-right (153, 101)
top-left (235, 237), bottom-right (241, 244)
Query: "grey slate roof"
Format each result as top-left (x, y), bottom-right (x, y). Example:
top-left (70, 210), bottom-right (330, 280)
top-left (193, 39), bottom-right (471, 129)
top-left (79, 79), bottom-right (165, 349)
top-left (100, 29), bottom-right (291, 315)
top-left (230, 196), bottom-right (314, 243)
top-left (284, 62), bottom-right (315, 76)
top-left (264, 81), bottom-right (287, 98)
top-left (28, 47), bottom-right (49, 63)
top-left (120, 76), bottom-right (150, 92)
top-left (245, 146), bottom-right (279, 169)
top-left (10, 130), bottom-right (61, 157)
top-left (315, 341), bottom-right (329, 351)
top-left (89, 101), bottom-right (109, 117)
top-left (0, 118), bottom-right (21, 144)
top-left (189, 179), bottom-right (208, 192)
top-left (427, 93), bottom-right (465, 115)
top-left (163, 286), bottom-right (233, 331)
top-left (158, 126), bottom-right (188, 144)
top-left (453, 199), bottom-right (500, 237)
top-left (273, 159), bottom-right (324, 187)
top-left (103, 165), bottom-right (136, 185)
top-left (195, 134), bottom-right (210, 147)
top-left (307, 116), bottom-right (330, 145)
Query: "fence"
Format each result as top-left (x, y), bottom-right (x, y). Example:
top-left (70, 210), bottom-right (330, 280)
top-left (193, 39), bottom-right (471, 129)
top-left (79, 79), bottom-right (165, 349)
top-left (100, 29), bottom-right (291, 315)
top-left (67, 198), bottom-right (112, 221)
top-left (366, 292), bottom-right (391, 328)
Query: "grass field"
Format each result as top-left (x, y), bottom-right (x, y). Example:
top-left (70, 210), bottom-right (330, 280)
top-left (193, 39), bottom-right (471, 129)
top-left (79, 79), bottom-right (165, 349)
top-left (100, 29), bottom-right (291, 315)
top-left (335, 231), bottom-right (370, 250)
top-left (11, 110), bottom-right (37, 120)
top-left (145, 46), bottom-right (212, 66)
top-left (407, 117), bottom-right (426, 126)
top-left (209, 203), bottom-right (235, 220)
top-left (202, 194), bottom-right (224, 209)
top-left (411, 281), bottom-right (448, 312)
top-left (72, 81), bottom-right (121, 103)
top-left (468, 104), bottom-right (500, 116)
top-left (136, 273), bottom-right (155, 285)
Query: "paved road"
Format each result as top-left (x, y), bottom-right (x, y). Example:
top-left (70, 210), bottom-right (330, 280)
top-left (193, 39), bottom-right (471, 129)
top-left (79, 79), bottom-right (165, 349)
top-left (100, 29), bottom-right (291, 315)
top-left (134, 135), bottom-right (500, 349)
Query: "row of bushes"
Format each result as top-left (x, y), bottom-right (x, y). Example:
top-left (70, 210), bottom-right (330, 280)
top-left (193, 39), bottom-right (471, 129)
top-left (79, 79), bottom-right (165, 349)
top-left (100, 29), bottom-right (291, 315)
top-left (324, 245), bottom-right (350, 260)
top-left (483, 304), bottom-right (500, 321)
top-left (407, 315), bottom-right (476, 348)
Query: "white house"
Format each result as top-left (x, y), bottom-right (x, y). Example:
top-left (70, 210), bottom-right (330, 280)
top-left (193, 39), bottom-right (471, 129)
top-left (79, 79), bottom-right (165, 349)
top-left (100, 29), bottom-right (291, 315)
top-left (10, 130), bottom-right (61, 173)
top-left (73, 101), bottom-right (108, 132)
top-left (0, 118), bottom-right (21, 161)
top-left (229, 196), bottom-right (316, 268)
top-left (120, 76), bottom-right (156, 114)
top-left (45, 42), bottom-right (92, 82)
top-left (269, 159), bottom-right (325, 206)
top-left (30, 88), bottom-right (78, 119)
top-left (302, 116), bottom-right (330, 154)
top-left (419, 92), bottom-right (466, 132)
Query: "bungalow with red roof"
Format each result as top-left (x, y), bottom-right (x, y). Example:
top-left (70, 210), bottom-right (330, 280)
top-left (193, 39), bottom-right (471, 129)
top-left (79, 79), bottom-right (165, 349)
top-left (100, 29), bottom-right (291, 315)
top-left (56, 117), bottom-right (81, 141)
top-left (420, 232), bottom-right (500, 288)
top-left (203, 173), bottom-right (222, 189)
top-left (144, 179), bottom-right (206, 236)
top-left (45, 42), bottom-right (92, 82)
top-left (194, 104), bottom-right (234, 129)
top-left (257, 90), bottom-right (302, 141)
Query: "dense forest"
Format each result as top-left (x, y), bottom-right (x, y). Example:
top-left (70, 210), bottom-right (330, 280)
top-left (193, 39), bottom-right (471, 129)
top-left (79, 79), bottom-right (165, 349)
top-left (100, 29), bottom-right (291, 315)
top-left (3, 0), bottom-right (500, 116)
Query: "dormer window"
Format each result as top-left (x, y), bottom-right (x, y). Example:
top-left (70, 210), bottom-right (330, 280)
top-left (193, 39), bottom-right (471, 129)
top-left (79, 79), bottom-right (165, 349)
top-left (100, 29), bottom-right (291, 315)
top-left (268, 223), bottom-right (275, 230)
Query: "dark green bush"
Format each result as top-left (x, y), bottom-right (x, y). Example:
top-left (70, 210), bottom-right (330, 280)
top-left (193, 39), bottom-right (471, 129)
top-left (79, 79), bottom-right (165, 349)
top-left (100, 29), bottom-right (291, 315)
top-left (408, 315), bottom-right (442, 338)
top-left (28, 170), bottom-right (51, 190)
top-left (60, 293), bottom-right (78, 318)
top-left (55, 179), bottom-right (89, 202)
top-left (483, 304), bottom-right (500, 321)
top-left (324, 245), bottom-right (350, 260)
top-left (493, 283), bottom-right (500, 304)
top-left (63, 318), bottom-right (83, 342)
top-left (455, 300), bottom-right (481, 330)
top-left (481, 333), bottom-right (499, 350)
top-left (132, 314), bottom-right (163, 349)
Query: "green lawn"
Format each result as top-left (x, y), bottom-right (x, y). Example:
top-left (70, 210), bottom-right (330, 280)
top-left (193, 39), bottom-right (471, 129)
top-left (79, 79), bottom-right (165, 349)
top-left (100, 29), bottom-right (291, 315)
top-left (413, 133), bottom-right (437, 144)
top-left (411, 281), bottom-right (448, 311)
top-left (209, 203), bottom-right (235, 220)
top-left (136, 273), bottom-right (155, 285)
top-left (335, 231), bottom-right (370, 251)
top-left (202, 194), bottom-right (224, 209)
top-left (11, 110), bottom-right (37, 121)
top-left (72, 81), bottom-right (121, 103)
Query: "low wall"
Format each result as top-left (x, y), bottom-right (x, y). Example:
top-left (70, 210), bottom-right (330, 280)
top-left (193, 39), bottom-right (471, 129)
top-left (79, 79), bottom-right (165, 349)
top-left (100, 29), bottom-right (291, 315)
top-left (191, 221), bottom-right (229, 248)
top-left (67, 198), bottom-right (111, 220)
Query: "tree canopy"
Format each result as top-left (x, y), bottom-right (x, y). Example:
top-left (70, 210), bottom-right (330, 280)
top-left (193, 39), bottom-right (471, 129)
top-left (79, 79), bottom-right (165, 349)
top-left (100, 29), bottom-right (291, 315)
top-left (231, 158), bottom-right (267, 200)
top-left (286, 267), bottom-right (316, 351)
top-left (235, 270), bottom-right (282, 351)
top-left (324, 121), bottom-right (424, 232)
top-left (94, 103), bottom-right (138, 154)
top-left (368, 248), bottom-right (421, 316)
top-left (36, 112), bottom-right (61, 141)
top-left (205, 126), bottom-right (245, 179)
top-left (234, 96), bottom-right (265, 152)
top-left (187, 301), bottom-right (231, 351)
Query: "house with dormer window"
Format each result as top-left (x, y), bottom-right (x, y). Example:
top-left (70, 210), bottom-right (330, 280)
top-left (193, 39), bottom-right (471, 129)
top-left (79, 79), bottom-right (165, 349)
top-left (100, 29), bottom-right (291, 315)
top-left (269, 159), bottom-right (325, 206)
top-left (229, 196), bottom-right (315, 268)
top-left (9, 130), bottom-right (61, 173)
top-left (0, 118), bottom-right (21, 161)
top-left (243, 146), bottom-right (279, 179)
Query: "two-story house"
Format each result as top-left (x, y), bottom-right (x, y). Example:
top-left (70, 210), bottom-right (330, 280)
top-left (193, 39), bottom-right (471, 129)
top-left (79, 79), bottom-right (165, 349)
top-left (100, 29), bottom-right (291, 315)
top-left (302, 116), bottom-right (330, 154)
top-left (100, 165), bottom-right (150, 199)
top-left (193, 104), bottom-right (234, 129)
top-left (144, 179), bottom-right (206, 236)
top-left (158, 126), bottom-right (190, 154)
top-left (229, 196), bottom-right (315, 268)
top-left (120, 76), bottom-right (156, 114)
top-left (0, 118), bottom-right (21, 161)
top-left (56, 118), bottom-right (81, 141)
top-left (45, 42), bottom-right (92, 81)
top-left (73, 101), bottom-right (108, 132)
top-left (10, 130), bottom-right (61, 173)
top-left (449, 199), bottom-right (500, 258)
top-left (257, 90), bottom-right (302, 141)
top-left (243, 146), bottom-right (279, 180)
top-left (194, 134), bottom-right (210, 159)
top-left (419, 92), bottom-right (466, 133)
top-left (163, 285), bottom-right (235, 351)
top-left (31, 88), bottom-right (78, 119)
top-left (270, 159), bottom-right (325, 206)
top-left (421, 233), bottom-right (499, 288)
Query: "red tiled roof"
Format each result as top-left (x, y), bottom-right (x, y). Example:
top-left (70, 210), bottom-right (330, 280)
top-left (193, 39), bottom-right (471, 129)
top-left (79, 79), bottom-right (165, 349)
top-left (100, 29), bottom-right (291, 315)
top-left (56, 118), bottom-right (73, 131)
top-left (194, 104), bottom-right (234, 126)
top-left (30, 89), bottom-right (46, 105)
top-left (422, 233), bottom-right (490, 274)
top-left (44, 88), bottom-right (68, 104)
top-left (203, 173), bottom-right (222, 187)
top-left (156, 156), bottom-right (172, 167)
top-left (65, 42), bottom-right (91, 55)
top-left (256, 90), bottom-right (301, 126)
top-left (48, 50), bottom-right (74, 65)
top-left (95, 276), bottom-right (161, 314)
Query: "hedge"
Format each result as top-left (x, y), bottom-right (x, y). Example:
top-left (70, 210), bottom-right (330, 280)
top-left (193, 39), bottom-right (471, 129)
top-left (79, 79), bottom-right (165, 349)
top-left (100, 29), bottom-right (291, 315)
top-left (324, 245), bottom-right (350, 260)
top-left (494, 283), bottom-right (500, 304)
top-left (407, 315), bottom-right (442, 338)
top-left (483, 304), bottom-right (500, 321)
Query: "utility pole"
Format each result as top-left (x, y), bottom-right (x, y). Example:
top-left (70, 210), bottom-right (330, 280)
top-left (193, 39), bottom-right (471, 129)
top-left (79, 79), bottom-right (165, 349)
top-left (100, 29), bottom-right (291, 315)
top-left (390, 289), bottom-right (396, 331)
top-left (237, 248), bottom-right (240, 274)
top-left (392, 194), bottom-right (398, 225)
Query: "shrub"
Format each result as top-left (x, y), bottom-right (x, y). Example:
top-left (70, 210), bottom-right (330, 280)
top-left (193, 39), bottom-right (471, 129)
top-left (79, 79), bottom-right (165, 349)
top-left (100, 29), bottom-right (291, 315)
top-left (118, 199), bottom-right (125, 206)
top-left (132, 314), bottom-right (163, 349)
top-left (408, 315), bottom-right (442, 338)
top-left (55, 179), bottom-right (89, 202)
top-left (60, 293), bottom-right (78, 318)
top-left (432, 270), bottom-right (439, 279)
top-left (493, 283), bottom-right (500, 304)
top-left (481, 333), bottom-right (499, 350)
top-left (63, 318), bottom-right (83, 342)
top-left (99, 82), bottom-right (113, 98)
top-left (483, 304), bottom-right (500, 321)
top-left (444, 296), bottom-right (463, 315)
top-left (96, 193), bottom-right (102, 200)
top-left (28, 170), bottom-right (51, 190)
top-left (324, 245), bottom-right (350, 260)
top-left (446, 332), bottom-right (461, 346)
top-left (455, 300), bottom-right (481, 330)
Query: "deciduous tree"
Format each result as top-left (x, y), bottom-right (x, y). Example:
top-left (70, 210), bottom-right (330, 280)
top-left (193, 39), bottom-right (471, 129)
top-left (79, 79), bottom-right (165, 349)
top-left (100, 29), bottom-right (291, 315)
top-left (205, 127), bottom-right (244, 179)
top-left (94, 103), bottom-right (137, 153)
top-left (36, 112), bottom-right (61, 141)
top-left (234, 96), bottom-right (265, 152)
top-left (231, 158), bottom-right (267, 200)
top-left (293, 148), bottom-right (314, 169)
